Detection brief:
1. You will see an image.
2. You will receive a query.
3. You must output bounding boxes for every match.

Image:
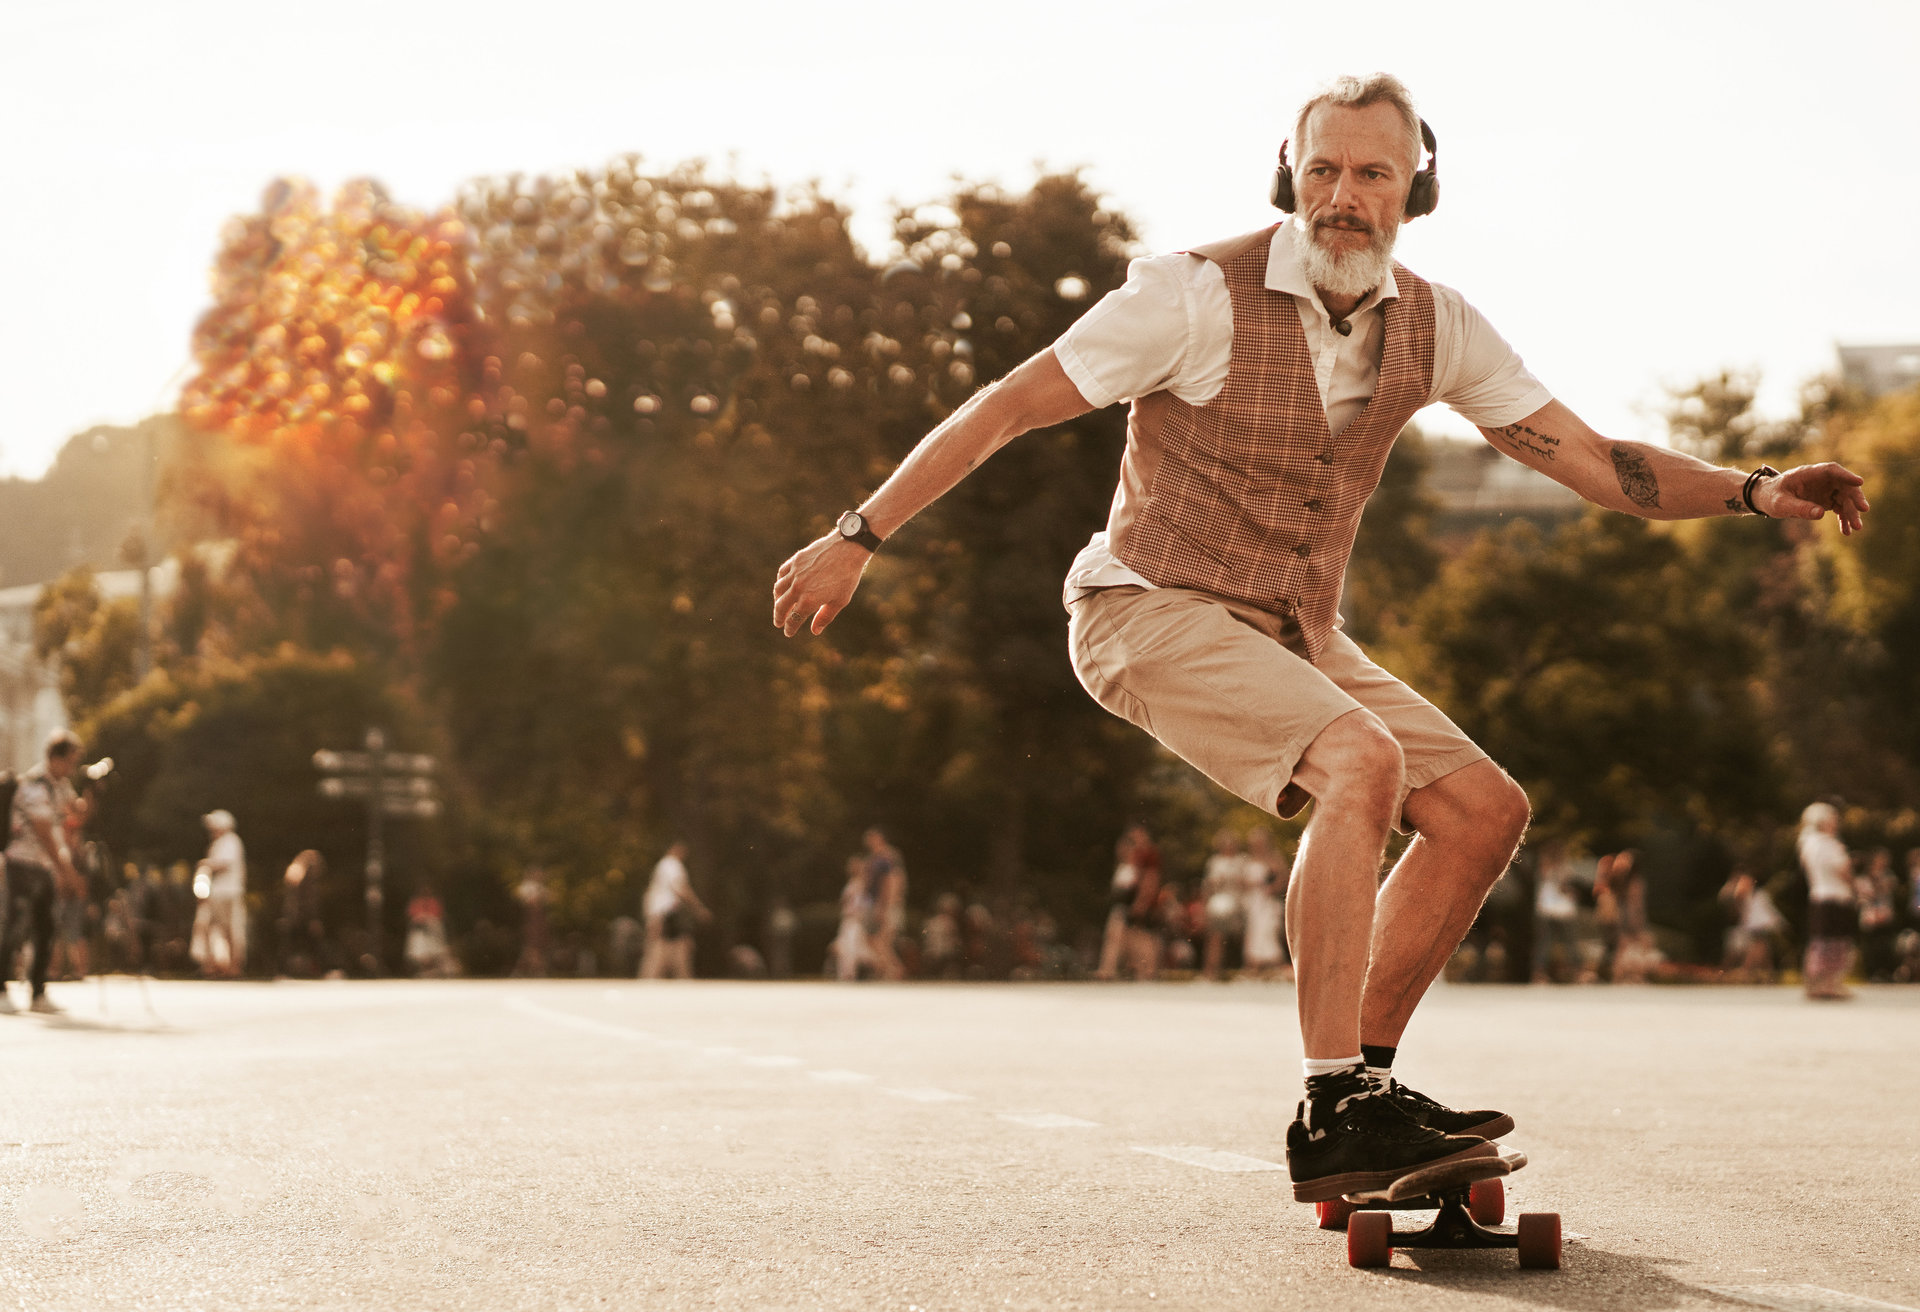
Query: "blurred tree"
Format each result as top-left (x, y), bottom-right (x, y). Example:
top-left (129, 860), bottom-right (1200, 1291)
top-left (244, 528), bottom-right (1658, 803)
top-left (848, 176), bottom-right (1159, 902)
top-left (32, 570), bottom-right (140, 726)
top-left (1342, 425), bottom-right (1441, 648)
top-left (1819, 386), bottom-right (1920, 792)
top-left (1394, 511), bottom-right (1777, 850)
top-left (177, 179), bottom-right (492, 665)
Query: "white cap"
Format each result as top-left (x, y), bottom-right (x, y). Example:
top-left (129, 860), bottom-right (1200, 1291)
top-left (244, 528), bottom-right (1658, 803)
top-left (203, 809), bottom-right (236, 832)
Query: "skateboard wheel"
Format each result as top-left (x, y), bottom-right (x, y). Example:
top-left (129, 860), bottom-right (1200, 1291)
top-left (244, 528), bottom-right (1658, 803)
top-left (1316, 1199), bottom-right (1357, 1231)
top-left (1516, 1212), bottom-right (1562, 1269)
top-left (1347, 1210), bottom-right (1393, 1268)
top-left (1468, 1177), bottom-right (1505, 1226)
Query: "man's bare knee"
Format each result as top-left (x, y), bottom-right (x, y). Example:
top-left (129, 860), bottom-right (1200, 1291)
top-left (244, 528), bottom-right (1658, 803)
top-left (1299, 710), bottom-right (1405, 817)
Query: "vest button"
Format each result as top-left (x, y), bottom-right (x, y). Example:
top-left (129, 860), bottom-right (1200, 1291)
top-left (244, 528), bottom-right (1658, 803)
top-left (1304, 498), bottom-right (1326, 512)
top-left (1316, 451), bottom-right (1335, 465)
top-left (1294, 543), bottom-right (1312, 558)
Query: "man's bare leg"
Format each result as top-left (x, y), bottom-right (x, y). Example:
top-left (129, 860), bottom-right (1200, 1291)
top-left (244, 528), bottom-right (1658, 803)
top-left (1359, 759), bottom-right (1530, 1048)
top-left (1285, 710), bottom-right (1407, 1059)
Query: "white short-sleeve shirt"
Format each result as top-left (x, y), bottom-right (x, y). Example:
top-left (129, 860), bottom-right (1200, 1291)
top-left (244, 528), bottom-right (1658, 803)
top-left (1053, 221), bottom-right (1553, 599)
top-left (645, 855), bottom-right (691, 918)
top-left (205, 830), bottom-right (247, 897)
top-left (1799, 831), bottom-right (1854, 905)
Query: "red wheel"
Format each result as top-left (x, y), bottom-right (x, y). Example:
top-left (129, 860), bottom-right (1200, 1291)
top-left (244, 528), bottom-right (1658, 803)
top-left (1347, 1210), bottom-right (1393, 1268)
top-left (1468, 1177), bottom-right (1505, 1226)
top-left (1516, 1212), bottom-right (1562, 1269)
top-left (1316, 1198), bottom-right (1357, 1230)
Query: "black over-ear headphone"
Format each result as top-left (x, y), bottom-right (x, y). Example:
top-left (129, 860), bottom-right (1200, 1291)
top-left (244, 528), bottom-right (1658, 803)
top-left (1270, 118), bottom-right (1440, 219)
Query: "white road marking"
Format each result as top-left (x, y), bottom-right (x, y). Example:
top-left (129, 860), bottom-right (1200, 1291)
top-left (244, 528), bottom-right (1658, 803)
top-left (998, 1112), bottom-right (1100, 1129)
top-left (1131, 1145), bottom-right (1286, 1173)
top-left (808, 1069), bottom-right (874, 1084)
top-left (740, 1054), bottom-right (805, 1068)
top-left (507, 997), bottom-right (658, 1042)
top-left (883, 1086), bottom-right (973, 1103)
top-left (1707, 1287), bottom-right (1920, 1312)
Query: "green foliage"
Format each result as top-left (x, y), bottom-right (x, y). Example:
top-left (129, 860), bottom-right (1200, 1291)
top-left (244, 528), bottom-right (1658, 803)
top-left (1822, 387), bottom-right (1920, 772)
top-left (1342, 426), bottom-right (1441, 647)
top-left (33, 569), bottom-right (141, 726)
top-left (1395, 510), bottom-right (1777, 849)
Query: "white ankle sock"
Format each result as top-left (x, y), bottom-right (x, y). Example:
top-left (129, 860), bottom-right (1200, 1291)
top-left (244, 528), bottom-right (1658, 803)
top-left (1302, 1055), bottom-right (1365, 1081)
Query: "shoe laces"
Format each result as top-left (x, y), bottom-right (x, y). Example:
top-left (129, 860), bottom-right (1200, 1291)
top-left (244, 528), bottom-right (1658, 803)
top-left (1309, 1085), bottom-right (1438, 1144)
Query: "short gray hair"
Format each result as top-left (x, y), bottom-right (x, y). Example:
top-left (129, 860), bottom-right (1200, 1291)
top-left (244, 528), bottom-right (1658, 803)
top-left (1294, 73), bottom-right (1422, 172)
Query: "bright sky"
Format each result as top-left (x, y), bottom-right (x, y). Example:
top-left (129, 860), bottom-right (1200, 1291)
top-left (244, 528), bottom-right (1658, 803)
top-left (3, 0), bottom-right (1916, 477)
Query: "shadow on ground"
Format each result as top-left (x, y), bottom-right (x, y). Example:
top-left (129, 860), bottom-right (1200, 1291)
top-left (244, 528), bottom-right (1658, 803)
top-left (1381, 1244), bottom-right (1755, 1311)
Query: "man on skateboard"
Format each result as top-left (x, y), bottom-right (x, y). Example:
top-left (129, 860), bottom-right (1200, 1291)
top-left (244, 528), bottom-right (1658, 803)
top-left (772, 73), bottom-right (1869, 1201)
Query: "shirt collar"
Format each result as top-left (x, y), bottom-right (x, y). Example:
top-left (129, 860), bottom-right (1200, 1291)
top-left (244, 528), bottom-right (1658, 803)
top-left (1267, 220), bottom-right (1399, 317)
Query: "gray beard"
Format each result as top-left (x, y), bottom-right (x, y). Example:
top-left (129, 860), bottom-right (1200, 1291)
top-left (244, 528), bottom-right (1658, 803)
top-left (1295, 218), bottom-right (1399, 300)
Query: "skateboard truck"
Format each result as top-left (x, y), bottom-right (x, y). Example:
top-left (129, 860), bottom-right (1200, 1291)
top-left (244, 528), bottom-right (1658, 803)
top-left (1311, 1148), bottom-right (1562, 1269)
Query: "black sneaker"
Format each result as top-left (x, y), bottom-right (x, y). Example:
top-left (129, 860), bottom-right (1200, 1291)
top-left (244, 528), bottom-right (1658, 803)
top-left (1381, 1077), bottom-right (1516, 1141)
top-left (1286, 1076), bottom-right (1499, 1202)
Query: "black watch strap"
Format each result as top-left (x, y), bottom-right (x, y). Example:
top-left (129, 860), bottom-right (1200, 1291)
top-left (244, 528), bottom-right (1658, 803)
top-left (1742, 465), bottom-right (1781, 517)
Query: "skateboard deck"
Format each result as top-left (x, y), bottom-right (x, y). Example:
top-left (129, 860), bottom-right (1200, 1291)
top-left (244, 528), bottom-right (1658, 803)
top-left (1347, 1146), bottom-right (1526, 1204)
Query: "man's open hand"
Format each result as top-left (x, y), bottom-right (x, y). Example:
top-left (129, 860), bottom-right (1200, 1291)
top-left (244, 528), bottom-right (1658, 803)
top-left (1757, 463), bottom-right (1870, 535)
top-left (773, 533), bottom-right (869, 636)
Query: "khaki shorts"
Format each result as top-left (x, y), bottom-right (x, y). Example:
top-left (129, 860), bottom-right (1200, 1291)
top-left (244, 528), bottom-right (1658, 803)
top-left (1068, 586), bottom-right (1487, 830)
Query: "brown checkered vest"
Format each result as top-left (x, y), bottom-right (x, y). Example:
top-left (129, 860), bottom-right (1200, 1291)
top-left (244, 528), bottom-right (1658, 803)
top-left (1111, 224), bottom-right (1437, 662)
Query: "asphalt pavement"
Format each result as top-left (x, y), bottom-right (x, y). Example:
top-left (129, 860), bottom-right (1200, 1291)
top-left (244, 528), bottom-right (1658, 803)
top-left (3, 976), bottom-right (1918, 1312)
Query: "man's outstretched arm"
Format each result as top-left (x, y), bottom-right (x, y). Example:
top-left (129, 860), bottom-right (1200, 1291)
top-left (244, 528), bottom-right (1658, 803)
top-left (773, 349), bottom-right (1094, 636)
top-left (1478, 399), bottom-right (1869, 533)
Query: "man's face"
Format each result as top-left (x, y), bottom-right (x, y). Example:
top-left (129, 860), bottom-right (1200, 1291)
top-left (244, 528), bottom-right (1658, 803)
top-left (47, 751), bottom-right (78, 780)
top-left (1293, 101), bottom-right (1418, 291)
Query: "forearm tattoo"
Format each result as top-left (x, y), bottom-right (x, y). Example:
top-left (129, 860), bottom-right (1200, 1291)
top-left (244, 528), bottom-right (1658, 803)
top-left (1611, 447), bottom-right (1661, 509)
top-left (1724, 495), bottom-right (1745, 514)
top-left (1490, 422), bottom-right (1561, 463)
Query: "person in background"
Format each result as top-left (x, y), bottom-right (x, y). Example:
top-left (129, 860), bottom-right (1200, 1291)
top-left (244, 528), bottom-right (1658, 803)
top-left (190, 809), bottom-right (248, 979)
top-left (48, 791), bottom-right (94, 983)
top-left (863, 828), bottom-right (908, 982)
top-left (2, 729), bottom-right (86, 1014)
top-left (1529, 843), bottom-right (1580, 984)
top-left (277, 850), bottom-right (327, 977)
top-left (1123, 831), bottom-right (1165, 980)
top-left (1601, 849), bottom-right (1655, 984)
top-left (512, 865), bottom-right (551, 978)
top-left (831, 854), bottom-right (872, 981)
top-left (1097, 826), bottom-right (1143, 981)
top-left (1242, 826), bottom-right (1288, 981)
top-left (406, 890), bottom-right (456, 977)
top-left (920, 892), bottom-right (962, 980)
top-left (1719, 870), bottom-right (1785, 982)
top-left (1200, 828), bottom-right (1247, 981)
top-left (1798, 802), bottom-right (1855, 1000)
top-left (642, 843), bottom-right (708, 980)
top-left (1856, 849), bottom-right (1898, 983)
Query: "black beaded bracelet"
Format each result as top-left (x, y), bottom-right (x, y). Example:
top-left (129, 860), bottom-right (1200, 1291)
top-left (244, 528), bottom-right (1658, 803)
top-left (1742, 465), bottom-right (1781, 517)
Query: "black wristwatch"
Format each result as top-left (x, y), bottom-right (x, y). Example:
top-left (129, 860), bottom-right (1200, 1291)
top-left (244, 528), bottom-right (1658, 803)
top-left (836, 510), bottom-right (884, 553)
top-left (1742, 465), bottom-right (1781, 517)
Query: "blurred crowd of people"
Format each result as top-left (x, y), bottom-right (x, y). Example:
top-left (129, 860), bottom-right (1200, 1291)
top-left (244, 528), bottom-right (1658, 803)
top-left (16, 714), bottom-right (1920, 997)
top-left (1512, 800), bottom-right (1920, 996)
top-left (1093, 824), bottom-right (1291, 983)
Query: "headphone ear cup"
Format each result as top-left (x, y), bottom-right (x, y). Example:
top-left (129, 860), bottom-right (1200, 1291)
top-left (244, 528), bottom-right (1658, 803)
top-left (1404, 172), bottom-right (1437, 218)
top-left (1270, 165), bottom-right (1295, 213)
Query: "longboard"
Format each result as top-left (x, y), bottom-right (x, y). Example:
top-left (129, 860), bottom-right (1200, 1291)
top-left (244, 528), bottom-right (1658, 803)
top-left (1311, 1147), bottom-right (1563, 1270)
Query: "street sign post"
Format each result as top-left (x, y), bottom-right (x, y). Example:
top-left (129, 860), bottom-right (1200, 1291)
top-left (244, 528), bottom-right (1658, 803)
top-left (312, 728), bottom-right (440, 973)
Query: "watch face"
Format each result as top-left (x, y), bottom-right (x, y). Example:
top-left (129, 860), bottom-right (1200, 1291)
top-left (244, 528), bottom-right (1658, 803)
top-left (839, 511), bottom-right (866, 537)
